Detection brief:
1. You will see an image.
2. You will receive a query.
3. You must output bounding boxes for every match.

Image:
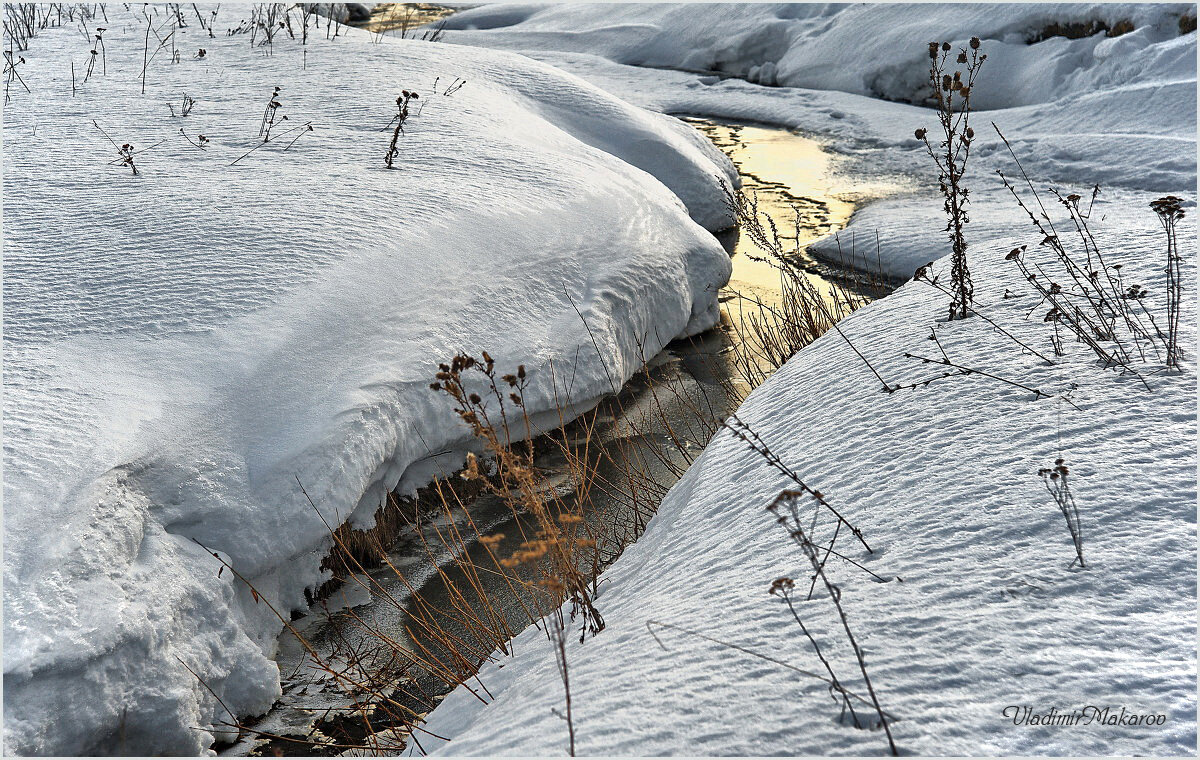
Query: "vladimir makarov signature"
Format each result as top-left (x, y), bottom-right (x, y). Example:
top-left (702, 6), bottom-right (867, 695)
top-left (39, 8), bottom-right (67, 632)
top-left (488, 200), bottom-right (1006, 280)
top-left (1003, 705), bottom-right (1168, 727)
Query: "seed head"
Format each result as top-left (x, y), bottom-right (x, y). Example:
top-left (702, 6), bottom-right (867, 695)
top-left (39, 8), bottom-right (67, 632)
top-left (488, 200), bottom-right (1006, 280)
top-left (768, 577), bottom-right (795, 596)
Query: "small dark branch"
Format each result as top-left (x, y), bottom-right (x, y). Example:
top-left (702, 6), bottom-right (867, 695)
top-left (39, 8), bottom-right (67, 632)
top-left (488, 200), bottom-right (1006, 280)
top-left (231, 121), bottom-right (313, 165)
top-left (722, 415), bottom-right (873, 554)
top-left (768, 493), bottom-right (898, 755)
top-left (93, 120), bottom-right (159, 175)
top-left (550, 614), bottom-right (576, 756)
top-left (902, 349), bottom-right (1049, 399)
top-left (281, 122), bottom-right (314, 150)
top-left (646, 619), bottom-right (900, 717)
top-left (914, 263), bottom-right (1055, 364)
top-left (3, 50), bottom-right (31, 103)
top-left (259, 86), bottom-right (284, 142)
top-left (139, 14), bottom-right (150, 94)
top-left (770, 578), bottom-right (863, 728)
top-left (1150, 195), bottom-right (1187, 369)
top-left (384, 90), bottom-right (419, 169)
top-left (179, 127), bottom-right (208, 150)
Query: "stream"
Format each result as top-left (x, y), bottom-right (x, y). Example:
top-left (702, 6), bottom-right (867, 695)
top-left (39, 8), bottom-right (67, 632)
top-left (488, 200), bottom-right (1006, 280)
top-left (226, 117), bottom-right (901, 756)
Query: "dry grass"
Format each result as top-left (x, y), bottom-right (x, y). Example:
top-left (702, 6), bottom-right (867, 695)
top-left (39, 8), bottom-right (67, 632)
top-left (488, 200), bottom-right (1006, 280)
top-left (722, 186), bottom-right (886, 388)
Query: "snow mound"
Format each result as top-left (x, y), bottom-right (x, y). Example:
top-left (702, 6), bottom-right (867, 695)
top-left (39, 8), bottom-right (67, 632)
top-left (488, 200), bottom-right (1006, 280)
top-left (2, 7), bottom-right (735, 755)
top-left (442, 3), bottom-right (1195, 109)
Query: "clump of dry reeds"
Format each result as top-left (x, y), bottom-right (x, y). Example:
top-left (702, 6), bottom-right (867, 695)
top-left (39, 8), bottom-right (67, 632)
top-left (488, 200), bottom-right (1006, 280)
top-left (993, 125), bottom-right (1183, 388)
top-left (723, 185), bottom-right (889, 389)
top-left (431, 353), bottom-right (605, 640)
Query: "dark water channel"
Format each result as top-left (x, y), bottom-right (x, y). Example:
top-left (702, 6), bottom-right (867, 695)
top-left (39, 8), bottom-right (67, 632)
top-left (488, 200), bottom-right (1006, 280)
top-left (226, 119), bottom-right (895, 756)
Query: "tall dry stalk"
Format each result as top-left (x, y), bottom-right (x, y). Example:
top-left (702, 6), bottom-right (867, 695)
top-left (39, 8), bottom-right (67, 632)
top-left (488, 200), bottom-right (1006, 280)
top-left (916, 37), bottom-right (986, 321)
top-left (1151, 195), bottom-right (1186, 369)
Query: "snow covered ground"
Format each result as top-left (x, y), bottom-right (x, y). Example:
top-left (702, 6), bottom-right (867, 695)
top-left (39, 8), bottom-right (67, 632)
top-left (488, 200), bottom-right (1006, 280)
top-left (422, 192), bottom-right (1197, 757)
top-left (412, 3), bottom-right (1198, 756)
top-left (4, 2), bottom-right (1195, 756)
top-left (1, 5), bottom-right (737, 755)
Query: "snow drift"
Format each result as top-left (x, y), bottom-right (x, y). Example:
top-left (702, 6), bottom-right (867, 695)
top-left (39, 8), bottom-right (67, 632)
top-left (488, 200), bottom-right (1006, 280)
top-left (420, 190), bottom-right (1197, 757)
top-left (1, 7), bottom-right (735, 755)
top-left (442, 3), bottom-right (1195, 108)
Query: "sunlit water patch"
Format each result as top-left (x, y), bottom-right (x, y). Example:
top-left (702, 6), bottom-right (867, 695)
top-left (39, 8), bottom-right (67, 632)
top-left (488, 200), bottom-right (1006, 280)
top-left (682, 117), bottom-right (904, 307)
top-left (357, 3), bottom-right (457, 35)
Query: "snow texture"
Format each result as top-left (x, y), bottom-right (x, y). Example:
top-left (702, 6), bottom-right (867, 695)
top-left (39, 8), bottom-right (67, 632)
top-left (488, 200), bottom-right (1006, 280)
top-left (422, 194), bottom-right (1197, 757)
top-left (1, 6), bottom-right (735, 755)
top-left (413, 3), bottom-right (1198, 756)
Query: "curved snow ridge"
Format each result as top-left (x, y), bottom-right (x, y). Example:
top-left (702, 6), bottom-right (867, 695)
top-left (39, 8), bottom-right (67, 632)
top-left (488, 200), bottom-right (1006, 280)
top-left (443, 3), bottom-right (1195, 109)
top-left (438, 3), bottom-right (1196, 204)
top-left (2, 10), bottom-right (733, 756)
top-left (419, 192), bottom-right (1196, 757)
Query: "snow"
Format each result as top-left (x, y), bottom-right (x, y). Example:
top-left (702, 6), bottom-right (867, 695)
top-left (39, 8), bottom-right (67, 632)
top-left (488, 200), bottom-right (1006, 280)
top-left (409, 3), bottom-right (1198, 756)
top-left (422, 196), bottom-right (1197, 756)
top-left (441, 3), bottom-right (1191, 107)
top-left (437, 2), bottom-right (1196, 276)
top-left (5, 2), bottom-right (1195, 756)
top-left (1, 6), bottom-right (735, 755)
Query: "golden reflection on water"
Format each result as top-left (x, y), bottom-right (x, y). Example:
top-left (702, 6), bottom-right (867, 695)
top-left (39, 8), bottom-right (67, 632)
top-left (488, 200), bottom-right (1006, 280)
top-left (358, 3), bottom-right (456, 34)
top-left (684, 118), bottom-right (902, 307)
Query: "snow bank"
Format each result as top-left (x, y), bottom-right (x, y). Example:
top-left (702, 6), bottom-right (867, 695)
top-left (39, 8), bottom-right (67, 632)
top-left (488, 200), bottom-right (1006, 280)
top-left (438, 3), bottom-right (1195, 276)
top-left (421, 189), bottom-right (1197, 757)
top-left (1, 7), bottom-right (735, 755)
top-left (442, 3), bottom-right (1194, 108)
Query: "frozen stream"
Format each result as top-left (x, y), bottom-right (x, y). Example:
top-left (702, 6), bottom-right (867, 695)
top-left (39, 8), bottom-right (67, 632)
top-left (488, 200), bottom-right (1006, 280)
top-left (227, 119), bottom-right (901, 756)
